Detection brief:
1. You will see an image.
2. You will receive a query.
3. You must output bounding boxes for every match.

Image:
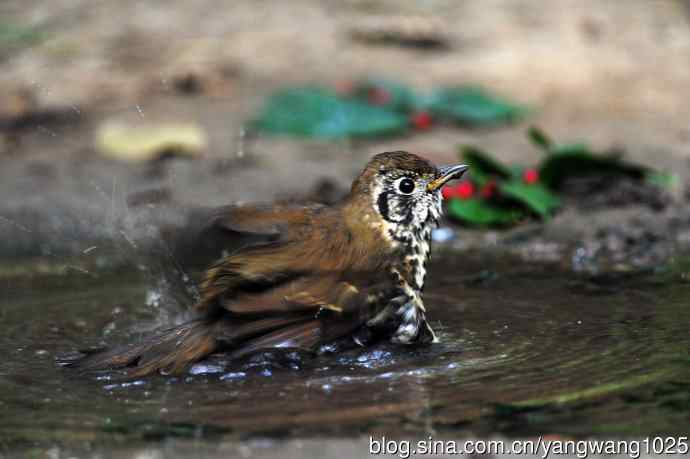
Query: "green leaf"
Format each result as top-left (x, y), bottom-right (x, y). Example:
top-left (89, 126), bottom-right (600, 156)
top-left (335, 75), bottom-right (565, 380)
top-left (352, 78), bottom-right (421, 112)
top-left (499, 180), bottom-right (560, 216)
top-left (460, 146), bottom-right (513, 185)
top-left (252, 87), bottom-right (409, 138)
top-left (531, 127), bottom-right (653, 189)
top-left (446, 198), bottom-right (522, 225)
top-left (645, 171), bottom-right (679, 191)
top-left (456, 143), bottom-right (559, 219)
top-left (428, 86), bottom-right (527, 125)
top-left (550, 142), bottom-right (590, 155)
top-left (539, 150), bottom-right (647, 189)
top-left (527, 126), bottom-right (553, 151)
top-left (528, 126), bottom-right (592, 156)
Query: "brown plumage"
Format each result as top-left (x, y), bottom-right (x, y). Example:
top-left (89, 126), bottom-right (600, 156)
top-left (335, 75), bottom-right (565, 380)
top-left (69, 151), bottom-right (467, 377)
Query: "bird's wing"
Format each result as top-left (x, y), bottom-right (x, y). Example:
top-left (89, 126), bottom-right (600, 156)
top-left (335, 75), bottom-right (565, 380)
top-left (196, 239), bottom-right (390, 314)
top-left (207, 203), bottom-right (324, 241)
top-left (196, 214), bottom-right (394, 314)
top-left (169, 203), bottom-right (325, 269)
top-left (218, 274), bottom-right (374, 315)
top-left (191, 204), bottom-right (394, 354)
top-left (212, 274), bottom-right (392, 358)
top-left (225, 317), bottom-right (363, 359)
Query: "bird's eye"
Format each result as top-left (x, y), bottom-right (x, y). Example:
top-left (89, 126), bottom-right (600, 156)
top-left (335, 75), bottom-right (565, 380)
top-left (397, 177), bottom-right (416, 194)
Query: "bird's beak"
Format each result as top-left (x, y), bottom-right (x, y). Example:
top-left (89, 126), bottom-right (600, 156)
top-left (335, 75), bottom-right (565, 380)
top-left (427, 164), bottom-right (469, 192)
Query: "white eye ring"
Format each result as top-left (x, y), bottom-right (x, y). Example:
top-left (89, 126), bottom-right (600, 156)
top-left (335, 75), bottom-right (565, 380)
top-left (395, 177), bottom-right (416, 195)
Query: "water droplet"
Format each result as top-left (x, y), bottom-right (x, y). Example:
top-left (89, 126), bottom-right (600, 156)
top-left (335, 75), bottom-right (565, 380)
top-left (102, 322), bottom-right (116, 335)
top-left (103, 380), bottom-right (146, 391)
top-left (220, 371), bottom-right (247, 381)
top-left (146, 289), bottom-right (162, 308)
top-left (189, 364), bottom-right (224, 375)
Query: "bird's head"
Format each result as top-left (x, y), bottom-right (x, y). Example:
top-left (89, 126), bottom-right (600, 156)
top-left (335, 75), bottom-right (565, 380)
top-left (348, 151), bottom-right (468, 242)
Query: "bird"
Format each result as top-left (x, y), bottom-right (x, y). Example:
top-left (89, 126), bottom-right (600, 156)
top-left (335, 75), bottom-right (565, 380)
top-left (69, 151), bottom-right (468, 377)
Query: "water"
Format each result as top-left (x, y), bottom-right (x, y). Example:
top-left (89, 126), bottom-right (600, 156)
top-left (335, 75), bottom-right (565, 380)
top-left (0, 253), bottom-right (689, 453)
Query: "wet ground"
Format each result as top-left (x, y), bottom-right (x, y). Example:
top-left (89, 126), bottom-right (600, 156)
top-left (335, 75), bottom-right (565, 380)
top-left (1, 251), bottom-right (689, 456)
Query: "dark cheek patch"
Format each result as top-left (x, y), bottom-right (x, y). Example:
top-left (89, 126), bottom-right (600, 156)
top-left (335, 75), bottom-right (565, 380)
top-left (377, 191), bottom-right (391, 221)
top-left (378, 192), bottom-right (416, 224)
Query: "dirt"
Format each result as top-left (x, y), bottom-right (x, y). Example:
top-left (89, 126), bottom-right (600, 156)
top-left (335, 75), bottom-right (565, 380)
top-left (2, 0), bottom-right (690, 270)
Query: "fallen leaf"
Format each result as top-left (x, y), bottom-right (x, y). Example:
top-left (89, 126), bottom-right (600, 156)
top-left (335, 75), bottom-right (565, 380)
top-left (252, 87), bottom-right (409, 138)
top-left (95, 122), bottom-right (206, 162)
top-left (428, 87), bottom-right (527, 125)
top-left (499, 180), bottom-right (560, 216)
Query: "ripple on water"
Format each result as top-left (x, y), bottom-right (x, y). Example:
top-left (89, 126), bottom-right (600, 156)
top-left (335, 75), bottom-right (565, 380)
top-left (1, 255), bottom-right (689, 441)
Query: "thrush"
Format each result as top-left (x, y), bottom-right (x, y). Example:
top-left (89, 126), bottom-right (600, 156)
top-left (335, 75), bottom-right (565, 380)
top-left (70, 151), bottom-right (468, 377)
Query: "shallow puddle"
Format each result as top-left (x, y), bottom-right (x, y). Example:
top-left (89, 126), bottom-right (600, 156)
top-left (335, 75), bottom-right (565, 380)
top-left (1, 252), bottom-right (689, 452)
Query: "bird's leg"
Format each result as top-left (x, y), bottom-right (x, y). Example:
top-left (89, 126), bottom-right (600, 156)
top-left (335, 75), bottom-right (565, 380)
top-left (391, 295), bottom-right (439, 344)
top-left (390, 298), bottom-right (422, 344)
top-left (366, 279), bottom-right (439, 344)
top-left (419, 311), bottom-right (440, 343)
top-left (366, 294), bottom-right (407, 328)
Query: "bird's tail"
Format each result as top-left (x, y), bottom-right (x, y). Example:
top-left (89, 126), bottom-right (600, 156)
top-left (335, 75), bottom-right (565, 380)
top-left (67, 319), bottom-right (220, 378)
top-left (65, 315), bottom-right (345, 378)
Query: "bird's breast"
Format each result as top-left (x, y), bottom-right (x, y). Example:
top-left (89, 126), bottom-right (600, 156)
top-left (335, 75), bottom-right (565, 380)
top-left (393, 224), bottom-right (432, 292)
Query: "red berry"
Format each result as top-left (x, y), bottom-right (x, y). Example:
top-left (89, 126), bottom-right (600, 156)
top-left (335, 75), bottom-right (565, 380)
top-left (456, 181), bottom-right (475, 199)
top-left (410, 111), bottom-right (433, 130)
top-left (441, 185), bottom-right (455, 200)
top-left (523, 168), bottom-right (539, 184)
top-left (367, 87), bottom-right (391, 105)
top-left (481, 180), bottom-right (497, 198)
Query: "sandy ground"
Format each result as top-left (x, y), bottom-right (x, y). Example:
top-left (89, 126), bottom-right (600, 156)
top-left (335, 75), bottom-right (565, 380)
top-left (1, 0), bottom-right (690, 264)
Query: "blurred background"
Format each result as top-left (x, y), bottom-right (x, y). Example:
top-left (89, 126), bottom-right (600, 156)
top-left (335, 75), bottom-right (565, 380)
top-left (2, 1), bottom-right (690, 458)
top-left (2, 0), bottom-right (690, 259)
